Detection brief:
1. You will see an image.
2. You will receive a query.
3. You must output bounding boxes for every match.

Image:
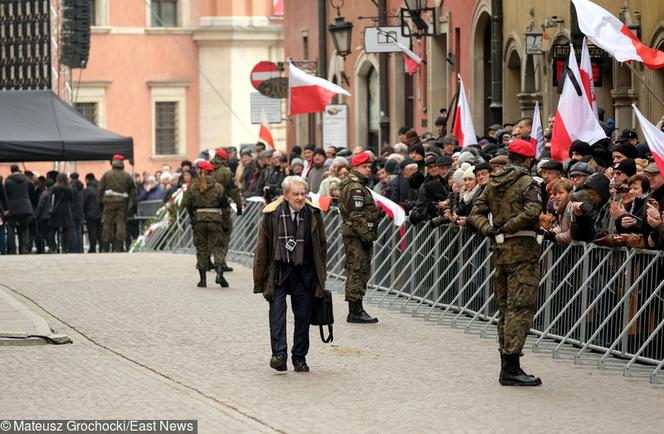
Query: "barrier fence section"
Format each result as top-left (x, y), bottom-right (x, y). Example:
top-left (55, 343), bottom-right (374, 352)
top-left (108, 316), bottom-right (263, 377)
top-left (139, 201), bottom-right (664, 384)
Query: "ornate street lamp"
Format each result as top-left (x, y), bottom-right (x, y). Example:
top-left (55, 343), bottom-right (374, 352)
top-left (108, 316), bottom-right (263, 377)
top-left (525, 31), bottom-right (543, 55)
top-left (328, 0), bottom-right (353, 59)
top-left (401, 0), bottom-right (434, 37)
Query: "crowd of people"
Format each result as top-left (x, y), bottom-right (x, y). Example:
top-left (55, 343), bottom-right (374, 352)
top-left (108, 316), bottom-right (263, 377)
top-left (2, 107), bottom-right (664, 254)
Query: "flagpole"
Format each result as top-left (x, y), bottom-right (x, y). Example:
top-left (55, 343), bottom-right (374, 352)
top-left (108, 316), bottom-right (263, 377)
top-left (625, 62), bottom-right (664, 109)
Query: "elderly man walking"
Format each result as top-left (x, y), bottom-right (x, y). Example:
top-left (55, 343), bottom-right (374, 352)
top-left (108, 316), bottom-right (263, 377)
top-left (253, 176), bottom-right (327, 373)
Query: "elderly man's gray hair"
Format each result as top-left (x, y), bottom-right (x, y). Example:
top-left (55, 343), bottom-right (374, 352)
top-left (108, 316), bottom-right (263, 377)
top-left (282, 175), bottom-right (309, 193)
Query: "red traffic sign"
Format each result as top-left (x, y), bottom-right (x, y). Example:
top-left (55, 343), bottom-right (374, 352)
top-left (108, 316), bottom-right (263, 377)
top-left (251, 61), bottom-right (280, 91)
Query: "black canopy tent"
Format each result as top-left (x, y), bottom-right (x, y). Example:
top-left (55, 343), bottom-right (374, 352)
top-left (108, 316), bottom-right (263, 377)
top-left (0, 90), bottom-right (133, 162)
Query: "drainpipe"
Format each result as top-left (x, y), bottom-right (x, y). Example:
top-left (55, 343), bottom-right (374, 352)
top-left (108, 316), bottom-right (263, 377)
top-left (378, 0), bottom-right (390, 152)
top-left (490, 0), bottom-right (503, 125)
top-left (309, 0), bottom-right (328, 146)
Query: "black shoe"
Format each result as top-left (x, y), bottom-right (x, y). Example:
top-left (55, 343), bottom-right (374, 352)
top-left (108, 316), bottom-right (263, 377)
top-left (270, 354), bottom-right (287, 372)
top-left (221, 264), bottom-right (234, 272)
top-left (293, 359), bottom-right (310, 372)
top-left (197, 270), bottom-right (207, 288)
top-left (499, 354), bottom-right (542, 386)
top-left (500, 352), bottom-right (535, 379)
top-left (347, 301), bottom-right (379, 323)
top-left (215, 267), bottom-right (229, 287)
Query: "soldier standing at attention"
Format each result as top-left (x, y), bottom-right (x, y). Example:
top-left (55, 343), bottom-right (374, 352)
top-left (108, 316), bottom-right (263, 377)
top-left (97, 155), bottom-right (136, 252)
top-left (211, 148), bottom-right (243, 272)
top-left (339, 152), bottom-right (380, 323)
top-left (185, 161), bottom-right (229, 288)
top-left (470, 139), bottom-right (543, 386)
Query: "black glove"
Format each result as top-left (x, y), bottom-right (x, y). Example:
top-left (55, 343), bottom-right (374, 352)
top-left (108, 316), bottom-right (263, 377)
top-left (485, 226), bottom-right (502, 238)
top-left (236, 207), bottom-right (243, 216)
top-left (543, 230), bottom-right (557, 243)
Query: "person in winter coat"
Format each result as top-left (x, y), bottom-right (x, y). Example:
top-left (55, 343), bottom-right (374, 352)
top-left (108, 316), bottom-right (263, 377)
top-left (137, 176), bottom-right (165, 202)
top-left (48, 173), bottom-right (74, 253)
top-left (69, 173), bottom-right (85, 253)
top-left (546, 179), bottom-right (575, 245)
top-left (570, 173), bottom-right (611, 243)
top-left (4, 164), bottom-right (35, 254)
top-left (35, 178), bottom-right (56, 252)
top-left (0, 175), bottom-right (10, 254)
top-left (84, 173), bottom-right (102, 253)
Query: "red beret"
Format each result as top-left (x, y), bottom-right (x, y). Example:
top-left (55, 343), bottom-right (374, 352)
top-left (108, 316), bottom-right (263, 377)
top-left (508, 139), bottom-right (536, 158)
top-left (215, 149), bottom-right (228, 160)
top-left (198, 161), bottom-right (215, 172)
top-left (112, 154), bottom-right (124, 161)
top-left (351, 152), bottom-right (371, 167)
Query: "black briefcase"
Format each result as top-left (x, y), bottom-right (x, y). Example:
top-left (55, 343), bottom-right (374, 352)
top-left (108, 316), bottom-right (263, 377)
top-left (311, 289), bottom-right (334, 343)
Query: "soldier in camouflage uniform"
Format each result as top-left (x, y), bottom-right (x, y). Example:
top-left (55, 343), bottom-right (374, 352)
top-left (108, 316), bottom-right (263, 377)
top-left (211, 148), bottom-right (243, 272)
top-left (185, 161), bottom-right (229, 288)
top-left (97, 155), bottom-right (137, 252)
top-left (339, 152), bottom-right (380, 323)
top-left (471, 139), bottom-right (543, 386)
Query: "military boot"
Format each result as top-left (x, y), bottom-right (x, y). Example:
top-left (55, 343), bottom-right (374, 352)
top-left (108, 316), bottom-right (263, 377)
top-left (221, 263), bottom-right (234, 272)
top-left (112, 241), bottom-right (124, 253)
top-left (500, 352), bottom-right (535, 380)
top-left (499, 354), bottom-right (542, 386)
top-left (347, 300), bottom-right (379, 323)
top-left (197, 270), bottom-right (207, 288)
top-left (215, 267), bottom-right (229, 287)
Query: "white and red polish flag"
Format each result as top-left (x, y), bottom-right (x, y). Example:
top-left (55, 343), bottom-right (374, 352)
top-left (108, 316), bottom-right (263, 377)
top-left (370, 189), bottom-right (407, 251)
top-left (394, 40), bottom-right (422, 75)
top-left (258, 123), bottom-right (275, 149)
top-left (451, 75), bottom-right (477, 147)
top-left (288, 62), bottom-right (351, 116)
top-left (550, 45), bottom-right (606, 162)
top-left (580, 37), bottom-right (598, 118)
top-left (633, 104), bottom-right (664, 177)
top-left (572, 0), bottom-right (664, 70)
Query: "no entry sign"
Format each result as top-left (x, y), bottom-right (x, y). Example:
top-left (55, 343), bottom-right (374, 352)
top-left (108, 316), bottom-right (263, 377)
top-left (251, 61), bottom-right (280, 91)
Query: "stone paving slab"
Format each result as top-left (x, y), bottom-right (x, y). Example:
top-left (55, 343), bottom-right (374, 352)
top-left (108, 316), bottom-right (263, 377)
top-left (0, 253), bottom-right (663, 433)
top-left (0, 283), bottom-right (52, 344)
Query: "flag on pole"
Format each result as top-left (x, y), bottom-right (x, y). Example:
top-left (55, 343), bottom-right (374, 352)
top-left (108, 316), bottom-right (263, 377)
top-left (394, 40), bottom-right (422, 75)
top-left (451, 75), bottom-right (477, 147)
top-left (580, 37), bottom-right (599, 118)
top-left (288, 62), bottom-right (351, 116)
top-left (550, 44), bottom-right (607, 162)
top-left (571, 0), bottom-right (664, 70)
top-left (532, 101), bottom-right (545, 159)
top-left (370, 189), bottom-right (407, 252)
top-left (633, 104), bottom-right (664, 177)
top-left (258, 123), bottom-right (275, 149)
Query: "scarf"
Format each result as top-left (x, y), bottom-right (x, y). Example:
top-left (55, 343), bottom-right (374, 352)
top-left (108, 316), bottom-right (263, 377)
top-left (274, 201), bottom-right (305, 265)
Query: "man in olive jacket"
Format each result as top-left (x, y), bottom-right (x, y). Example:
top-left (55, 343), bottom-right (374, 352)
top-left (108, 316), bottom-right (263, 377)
top-left (471, 139), bottom-right (543, 387)
top-left (253, 176), bottom-right (327, 373)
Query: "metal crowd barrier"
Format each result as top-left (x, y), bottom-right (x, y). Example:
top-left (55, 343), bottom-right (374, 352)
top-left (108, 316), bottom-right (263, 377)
top-left (140, 200), bottom-right (664, 384)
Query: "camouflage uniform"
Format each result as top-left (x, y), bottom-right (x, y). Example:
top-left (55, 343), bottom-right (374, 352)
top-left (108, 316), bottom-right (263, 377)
top-left (339, 169), bottom-right (380, 302)
top-left (471, 165), bottom-right (542, 356)
top-left (185, 175), bottom-right (227, 271)
top-left (211, 157), bottom-right (242, 266)
top-left (97, 160), bottom-right (136, 252)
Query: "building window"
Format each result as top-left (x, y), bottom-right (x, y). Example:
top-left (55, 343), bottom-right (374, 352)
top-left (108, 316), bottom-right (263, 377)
top-left (151, 0), bottom-right (178, 27)
top-left (155, 102), bottom-right (178, 155)
top-left (75, 102), bottom-right (98, 125)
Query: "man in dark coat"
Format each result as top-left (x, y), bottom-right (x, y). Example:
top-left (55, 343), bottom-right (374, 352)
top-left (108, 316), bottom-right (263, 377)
top-left (253, 175), bottom-right (327, 373)
top-left (409, 156), bottom-right (452, 225)
top-left (69, 173), bottom-right (85, 253)
top-left (4, 164), bottom-right (35, 254)
top-left (84, 173), bottom-right (102, 253)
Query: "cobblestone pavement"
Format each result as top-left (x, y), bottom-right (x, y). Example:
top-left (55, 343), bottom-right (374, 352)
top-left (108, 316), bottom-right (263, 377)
top-left (1, 253), bottom-right (663, 433)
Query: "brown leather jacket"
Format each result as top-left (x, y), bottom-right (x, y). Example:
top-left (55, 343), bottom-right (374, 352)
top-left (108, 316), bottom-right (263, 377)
top-left (252, 196), bottom-right (327, 301)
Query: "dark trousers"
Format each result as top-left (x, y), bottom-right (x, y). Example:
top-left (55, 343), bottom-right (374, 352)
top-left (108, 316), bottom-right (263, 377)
top-left (39, 219), bottom-right (56, 252)
top-left (269, 269), bottom-right (315, 361)
top-left (70, 219), bottom-right (83, 253)
top-left (87, 218), bottom-right (101, 253)
top-left (7, 215), bottom-right (31, 254)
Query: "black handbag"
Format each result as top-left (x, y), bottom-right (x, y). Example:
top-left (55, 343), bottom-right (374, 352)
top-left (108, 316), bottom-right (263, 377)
top-left (311, 289), bottom-right (334, 343)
